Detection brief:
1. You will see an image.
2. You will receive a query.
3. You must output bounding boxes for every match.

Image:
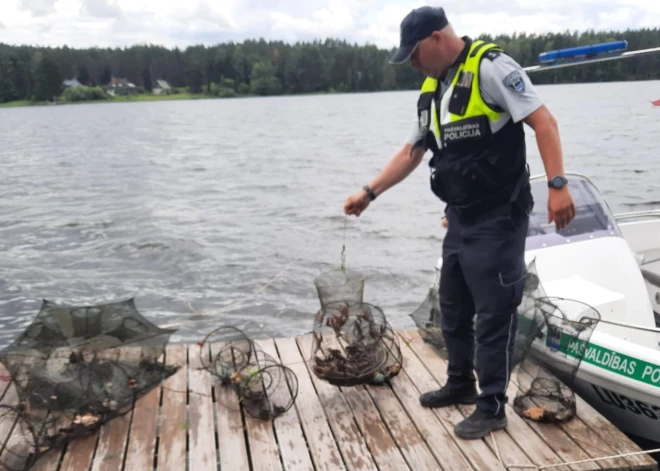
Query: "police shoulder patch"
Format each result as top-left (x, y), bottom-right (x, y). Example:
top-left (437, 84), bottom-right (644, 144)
top-left (484, 50), bottom-right (501, 61)
top-left (503, 70), bottom-right (525, 93)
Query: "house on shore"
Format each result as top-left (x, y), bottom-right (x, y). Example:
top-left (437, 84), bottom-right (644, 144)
top-left (62, 78), bottom-right (82, 88)
top-left (105, 77), bottom-right (140, 96)
top-left (153, 80), bottom-right (172, 95)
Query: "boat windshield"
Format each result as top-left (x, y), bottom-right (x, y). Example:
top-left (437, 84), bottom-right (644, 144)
top-left (526, 175), bottom-right (623, 250)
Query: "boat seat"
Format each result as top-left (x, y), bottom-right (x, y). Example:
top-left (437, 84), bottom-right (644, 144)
top-left (541, 275), bottom-right (626, 322)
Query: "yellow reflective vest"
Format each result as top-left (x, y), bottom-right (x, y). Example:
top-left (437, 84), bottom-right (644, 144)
top-left (416, 39), bottom-right (529, 217)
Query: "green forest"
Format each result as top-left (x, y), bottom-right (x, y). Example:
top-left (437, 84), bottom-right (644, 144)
top-left (1, 27), bottom-right (659, 105)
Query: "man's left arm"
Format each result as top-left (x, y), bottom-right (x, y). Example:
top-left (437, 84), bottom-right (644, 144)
top-left (479, 52), bottom-right (576, 229)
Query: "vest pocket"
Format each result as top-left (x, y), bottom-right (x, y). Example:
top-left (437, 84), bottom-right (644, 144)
top-left (434, 154), bottom-right (500, 206)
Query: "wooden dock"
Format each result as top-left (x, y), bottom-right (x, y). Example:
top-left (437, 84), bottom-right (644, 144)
top-left (1, 329), bottom-right (657, 471)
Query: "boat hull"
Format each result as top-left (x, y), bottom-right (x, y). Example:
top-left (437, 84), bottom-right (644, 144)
top-left (523, 324), bottom-right (660, 446)
top-left (571, 374), bottom-right (660, 445)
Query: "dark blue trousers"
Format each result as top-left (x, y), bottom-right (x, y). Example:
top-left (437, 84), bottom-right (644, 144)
top-left (440, 191), bottom-right (531, 415)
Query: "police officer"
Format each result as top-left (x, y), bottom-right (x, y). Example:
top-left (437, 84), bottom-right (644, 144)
top-left (344, 6), bottom-right (576, 439)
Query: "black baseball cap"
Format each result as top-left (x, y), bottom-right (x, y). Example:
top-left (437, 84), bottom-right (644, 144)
top-left (390, 6), bottom-right (449, 64)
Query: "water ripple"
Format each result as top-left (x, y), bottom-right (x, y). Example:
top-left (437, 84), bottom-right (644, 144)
top-left (0, 83), bottom-right (659, 347)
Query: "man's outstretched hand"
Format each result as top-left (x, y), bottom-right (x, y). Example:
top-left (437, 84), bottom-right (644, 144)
top-left (548, 187), bottom-right (576, 230)
top-left (344, 190), bottom-right (371, 216)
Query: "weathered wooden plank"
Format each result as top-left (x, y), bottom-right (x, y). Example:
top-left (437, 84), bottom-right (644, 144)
top-left (375, 354), bottom-right (475, 470)
top-left (209, 341), bottom-right (251, 471)
top-left (339, 384), bottom-right (411, 471)
top-left (395, 331), bottom-right (505, 471)
top-left (89, 348), bottom-right (134, 471)
top-left (0, 375), bottom-right (31, 471)
top-left (364, 383), bottom-right (443, 470)
top-left (0, 364), bottom-right (68, 471)
top-left (156, 344), bottom-right (188, 471)
top-left (274, 337), bottom-right (346, 471)
top-left (0, 363), bottom-right (19, 448)
top-left (400, 329), bottom-right (537, 470)
top-left (57, 427), bottom-right (99, 471)
top-left (211, 337), bottom-right (281, 471)
top-left (28, 393), bottom-right (75, 471)
top-left (514, 364), bottom-right (629, 470)
top-left (0, 417), bottom-right (34, 471)
top-left (572, 394), bottom-right (658, 471)
top-left (404, 327), bottom-right (655, 471)
top-left (6, 332), bottom-right (650, 471)
top-left (188, 343), bottom-right (218, 471)
top-left (414, 321), bottom-right (651, 471)
top-left (209, 337), bottom-right (282, 471)
top-left (0, 363), bottom-right (11, 399)
top-left (90, 409), bottom-right (132, 471)
top-left (30, 446), bottom-right (63, 470)
top-left (28, 412), bottom-right (68, 471)
top-left (559, 413), bottom-right (631, 471)
top-left (0, 359), bottom-right (68, 471)
top-left (406, 327), bottom-right (639, 471)
top-left (298, 333), bottom-right (413, 471)
top-left (123, 373), bottom-right (162, 471)
top-left (1, 358), bottom-right (58, 471)
top-left (57, 347), bottom-right (114, 471)
top-left (401, 332), bottom-right (576, 471)
top-left (499, 373), bottom-right (581, 471)
top-left (244, 412), bottom-right (283, 471)
top-left (255, 338), bottom-right (315, 471)
top-left (507, 369), bottom-right (598, 471)
top-left (296, 336), bottom-right (380, 471)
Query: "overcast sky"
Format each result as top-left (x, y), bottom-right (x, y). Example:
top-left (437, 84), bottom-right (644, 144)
top-left (1, 0), bottom-right (658, 50)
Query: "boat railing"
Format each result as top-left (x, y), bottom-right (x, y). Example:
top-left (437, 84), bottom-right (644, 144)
top-left (594, 318), bottom-right (660, 335)
top-left (614, 210), bottom-right (660, 221)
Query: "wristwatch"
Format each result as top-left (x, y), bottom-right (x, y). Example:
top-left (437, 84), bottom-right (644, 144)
top-left (548, 176), bottom-right (568, 189)
top-left (363, 185), bottom-right (377, 201)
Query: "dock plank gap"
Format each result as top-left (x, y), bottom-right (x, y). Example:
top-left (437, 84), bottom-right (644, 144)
top-left (1, 329), bottom-right (656, 471)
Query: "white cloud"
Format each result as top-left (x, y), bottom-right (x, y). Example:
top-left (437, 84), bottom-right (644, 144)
top-left (81, 0), bottom-right (122, 19)
top-left (270, 0), bottom-right (356, 39)
top-left (19, 0), bottom-right (58, 17)
top-left (0, 0), bottom-right (658, 49)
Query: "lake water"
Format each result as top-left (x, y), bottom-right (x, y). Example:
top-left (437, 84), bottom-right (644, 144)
top-left (1, 80), bottom-right (659, 348)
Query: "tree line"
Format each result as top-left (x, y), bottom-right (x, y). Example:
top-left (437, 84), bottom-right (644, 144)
top-left (1, 27), bottom-right (659, 103)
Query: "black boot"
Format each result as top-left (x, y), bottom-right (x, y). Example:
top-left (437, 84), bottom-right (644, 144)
top-left (454, 407), bottom-right (507, 439)
top-left (419, 383), bottom-right (477, 408)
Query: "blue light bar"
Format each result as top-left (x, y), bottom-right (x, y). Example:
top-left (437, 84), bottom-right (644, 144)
top-left (538, 40), bottom-right (628, 64)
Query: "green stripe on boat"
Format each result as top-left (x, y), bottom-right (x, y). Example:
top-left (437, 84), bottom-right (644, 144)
top-left (518, 314), bottom-right (660, 388)
top-left (568, 341), bottom-right (660, 388)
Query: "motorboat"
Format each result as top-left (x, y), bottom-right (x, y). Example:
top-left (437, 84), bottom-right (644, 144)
top-left (415, 173), bottom-right (660, 445)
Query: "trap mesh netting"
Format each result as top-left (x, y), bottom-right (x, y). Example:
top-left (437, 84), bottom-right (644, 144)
top-left (410, 259), bottom-right (601, 423)
top-left (309, 268), bottom-right (402, 387)
top-left (197, 326), bottom-right (298, 420)
top-left (410, 259), bottom-right (548, 365)
top-left (513, 297), bottom-right (600, 423)
top-left (0, 299), bottom-right (178, 471)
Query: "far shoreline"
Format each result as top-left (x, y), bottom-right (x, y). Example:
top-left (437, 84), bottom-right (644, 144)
top-left (2, 78), bottom-right (659, 109)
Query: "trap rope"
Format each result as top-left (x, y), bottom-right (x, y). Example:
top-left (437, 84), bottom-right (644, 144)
top-left (490, 430), bottom-right (660, 470)
top-left (167, 215), bottom-right (353, 330)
